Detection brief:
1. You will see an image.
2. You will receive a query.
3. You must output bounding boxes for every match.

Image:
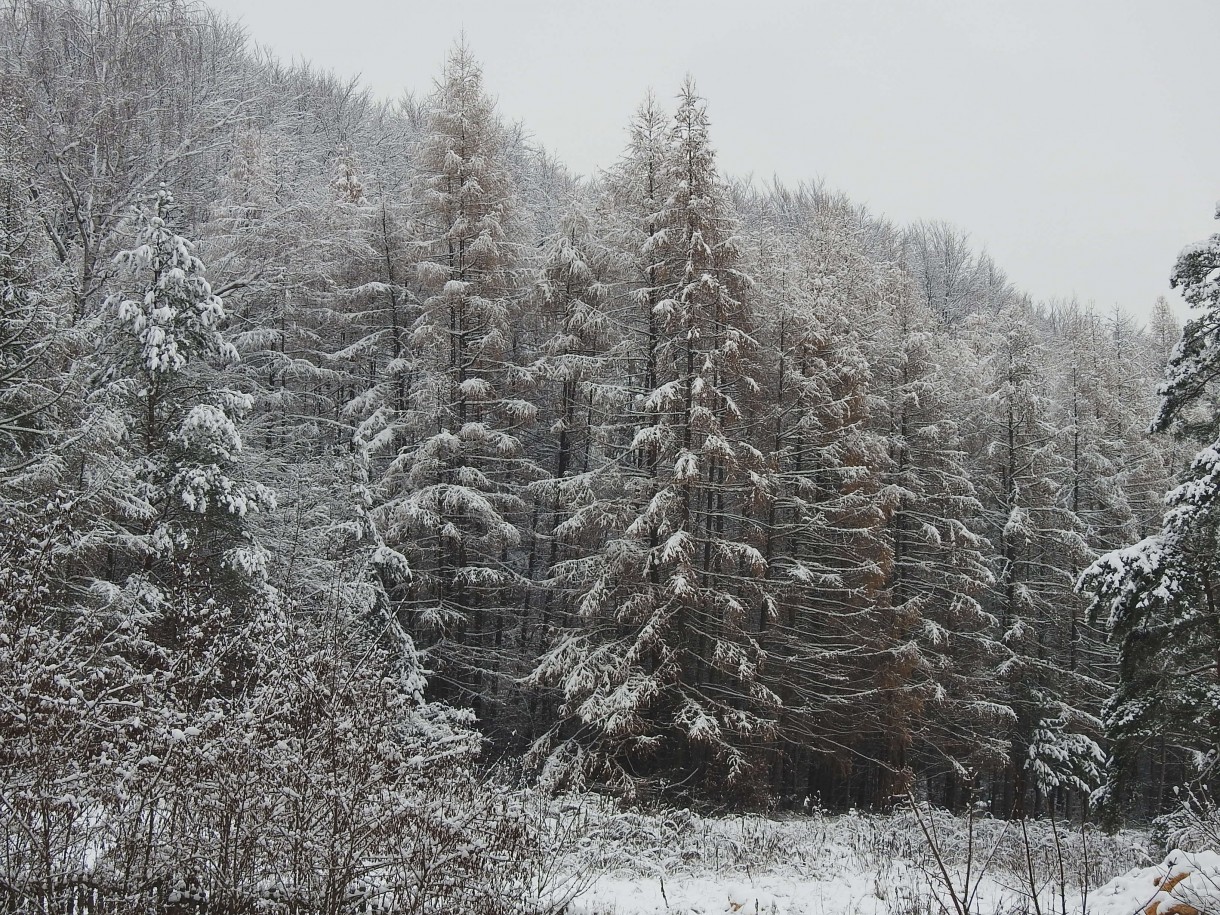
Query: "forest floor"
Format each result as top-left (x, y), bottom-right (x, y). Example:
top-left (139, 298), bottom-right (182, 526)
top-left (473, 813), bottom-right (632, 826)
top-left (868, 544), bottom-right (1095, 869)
top-left (554, 802), bottom-right (1156, 915)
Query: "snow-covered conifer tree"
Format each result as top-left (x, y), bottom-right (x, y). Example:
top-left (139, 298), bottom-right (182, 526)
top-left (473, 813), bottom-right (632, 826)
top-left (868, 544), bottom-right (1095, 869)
top-left (964, 305), bottom-right (1098, 816)
top-left (532, 81), bottom-right (776, 796)
top-left (357, 43), bottom-right (538, 725)
top-left (868, 277), bottom-right (1004, 806)
top-left (1082, 206), bottom-right (1220, 821)
top-left (523, 205), bottom-right (628, 653)
top-left (747, 210), bottom-right (892, 806)
top-left (1147, 295), bottom-right (1182, 370)
top-left (91, 187), bottom-right (275, 615)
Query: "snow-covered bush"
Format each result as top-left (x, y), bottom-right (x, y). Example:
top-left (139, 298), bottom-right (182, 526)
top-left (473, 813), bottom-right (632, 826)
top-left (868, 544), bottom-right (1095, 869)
top-left (0, 521), bottom-right (582, 915)
top-left (1090, 850), bottom-right (1220, 915)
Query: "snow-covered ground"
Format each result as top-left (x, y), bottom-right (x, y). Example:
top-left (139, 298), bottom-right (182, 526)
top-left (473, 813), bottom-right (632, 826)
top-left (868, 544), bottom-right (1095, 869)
top-left (1090, 849), bottom-right (1220, 915)
top-left (554, 803), bottom-right (1154, 915)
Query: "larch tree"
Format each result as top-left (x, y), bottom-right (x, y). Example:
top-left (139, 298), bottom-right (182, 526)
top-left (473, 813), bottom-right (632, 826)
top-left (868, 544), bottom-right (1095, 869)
top-left (748, 212), bottom-right (892, 807)
top-left (524, 206), bottom-right (624, 642)
top-left (964, 305), bottom-right (1100, 817)
top-left (358, 43), bottom-right (538, 727)
top-left (1047, 304), bottom-right (1158, 729)
top-left (868, 278), bottom-right (1004, 807)
top-left (532, 81), bottom-right (776, 797)
top-left (1147, 295), bottom-right (1182, 370)
top-left (523, 95), bottom-right (671, 788)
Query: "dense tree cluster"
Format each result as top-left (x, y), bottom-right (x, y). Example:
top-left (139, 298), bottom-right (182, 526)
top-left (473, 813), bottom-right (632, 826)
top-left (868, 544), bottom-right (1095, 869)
top-left (0, 5), bottom-right (1193, 893)
top-left (1083, 221), bottom-right (1220, 826)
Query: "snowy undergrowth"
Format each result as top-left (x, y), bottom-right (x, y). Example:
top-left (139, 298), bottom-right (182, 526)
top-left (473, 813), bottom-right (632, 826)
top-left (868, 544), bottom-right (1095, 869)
top-left (554, 801), bottom-right (1152, 915)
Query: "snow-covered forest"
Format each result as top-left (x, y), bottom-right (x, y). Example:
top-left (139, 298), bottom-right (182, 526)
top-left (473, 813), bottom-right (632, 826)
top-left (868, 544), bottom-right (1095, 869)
top-left (7, 0), bottom-right (1220, 911)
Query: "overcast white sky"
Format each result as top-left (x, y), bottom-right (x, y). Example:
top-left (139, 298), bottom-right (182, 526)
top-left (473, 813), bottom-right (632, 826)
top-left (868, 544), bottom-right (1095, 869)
top-left (208, 0), bottom-right (1220, 321)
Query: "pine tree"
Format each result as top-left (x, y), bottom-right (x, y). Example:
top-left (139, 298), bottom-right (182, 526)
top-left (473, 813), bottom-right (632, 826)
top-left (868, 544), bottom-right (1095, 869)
top-left (1082, 205), bottom-right (1220, 821)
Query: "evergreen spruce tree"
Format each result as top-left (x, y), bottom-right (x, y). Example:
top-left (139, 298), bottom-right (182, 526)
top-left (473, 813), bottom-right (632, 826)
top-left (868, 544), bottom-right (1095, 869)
top-left (1083, 206), bottom-right (1220, 821)
top-left (92, 187), bottom-right (275, 618)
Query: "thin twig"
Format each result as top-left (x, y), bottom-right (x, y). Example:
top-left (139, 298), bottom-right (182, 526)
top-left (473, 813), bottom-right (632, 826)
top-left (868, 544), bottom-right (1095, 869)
top-left (1020, 816), bottom-right (1045, 915)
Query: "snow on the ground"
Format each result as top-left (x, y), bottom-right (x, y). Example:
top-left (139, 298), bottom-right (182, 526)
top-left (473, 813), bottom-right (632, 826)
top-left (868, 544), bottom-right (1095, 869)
top-left (571, 851), bottom-right (1046, 915)
top-left (1090, 850), bottom-right (1220, 915)
top-left (557, 802), bottom-right (1154, 915)
top-left (573, 869), bottom-right (918, 915)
